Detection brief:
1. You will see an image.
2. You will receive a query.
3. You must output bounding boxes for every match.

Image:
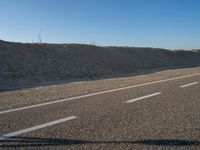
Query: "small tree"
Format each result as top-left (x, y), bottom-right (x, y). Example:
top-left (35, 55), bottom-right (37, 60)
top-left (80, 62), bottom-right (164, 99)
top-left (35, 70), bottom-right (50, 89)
top-left (37, 29), bottom-right (42, 44)
top-left (90, 41), bottom-right (96, 46)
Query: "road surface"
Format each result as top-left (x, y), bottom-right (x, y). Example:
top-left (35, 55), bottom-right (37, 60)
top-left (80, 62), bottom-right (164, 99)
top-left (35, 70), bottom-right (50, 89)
top-left (0, 67), bottom-right (200, 149)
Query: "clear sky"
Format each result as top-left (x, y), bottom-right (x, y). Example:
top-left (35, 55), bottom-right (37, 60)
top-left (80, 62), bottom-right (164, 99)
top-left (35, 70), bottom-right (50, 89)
top-left (0, 0), bottom-right (200, 49)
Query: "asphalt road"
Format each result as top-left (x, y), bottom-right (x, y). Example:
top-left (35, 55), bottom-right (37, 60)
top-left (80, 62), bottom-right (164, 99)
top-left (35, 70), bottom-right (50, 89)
top-left (0, 68), bottom-right (200, 150)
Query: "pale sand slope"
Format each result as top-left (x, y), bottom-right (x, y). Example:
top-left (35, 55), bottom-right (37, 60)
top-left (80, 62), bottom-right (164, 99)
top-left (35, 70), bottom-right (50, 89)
top-left (0, 40), bottom-right (200, 90)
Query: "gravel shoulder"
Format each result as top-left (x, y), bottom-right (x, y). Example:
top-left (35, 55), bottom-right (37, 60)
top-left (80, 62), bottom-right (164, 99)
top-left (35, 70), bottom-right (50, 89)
top-left (1, 66), bottom-right (200, 110)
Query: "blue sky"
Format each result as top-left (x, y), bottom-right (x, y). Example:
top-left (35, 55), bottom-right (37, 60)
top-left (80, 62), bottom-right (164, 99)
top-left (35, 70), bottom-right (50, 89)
top-left (0, 0), bottom-right (200, 49)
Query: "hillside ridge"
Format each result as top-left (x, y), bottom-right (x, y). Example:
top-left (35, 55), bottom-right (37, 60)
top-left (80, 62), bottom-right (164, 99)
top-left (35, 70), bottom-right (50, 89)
top-left (0, 40), bottom-right (200, 90)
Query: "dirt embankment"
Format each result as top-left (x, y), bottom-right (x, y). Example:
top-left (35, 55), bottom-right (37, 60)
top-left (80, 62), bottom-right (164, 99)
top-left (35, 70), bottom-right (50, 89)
top-left (0, 40), bottom-right (200, 90)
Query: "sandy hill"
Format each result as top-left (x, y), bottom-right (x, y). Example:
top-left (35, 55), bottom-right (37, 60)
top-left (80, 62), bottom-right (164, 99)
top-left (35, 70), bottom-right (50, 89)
top-left (0, 40), bottom-right (200, 90)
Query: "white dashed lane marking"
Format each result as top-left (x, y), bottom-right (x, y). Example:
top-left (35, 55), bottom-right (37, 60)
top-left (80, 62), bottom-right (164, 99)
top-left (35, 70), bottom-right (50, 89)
top-left (0, 116), bottom-right (77, 140)
top-left (125, 92), bottom-right (162, 103)
top-left (180, 82), bottom-right (198, 88)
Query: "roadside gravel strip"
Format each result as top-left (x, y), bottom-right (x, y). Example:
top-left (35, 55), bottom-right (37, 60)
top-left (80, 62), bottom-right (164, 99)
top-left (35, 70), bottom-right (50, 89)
top-left (1, 72), bottom-right (200, 114)
top-left (1, 67), bottom-right (200, 110)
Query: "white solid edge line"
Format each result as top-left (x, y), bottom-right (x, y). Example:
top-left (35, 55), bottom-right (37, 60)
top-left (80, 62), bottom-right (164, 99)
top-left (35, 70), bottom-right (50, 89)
top-left (180, 82), bottom-right (199, 88)
top-left (0, 116), bottom-right (77, 140)
top-left (1, 72), bottom-right (200, 114)
top-left (125, 92), bottom-right (162, 103)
